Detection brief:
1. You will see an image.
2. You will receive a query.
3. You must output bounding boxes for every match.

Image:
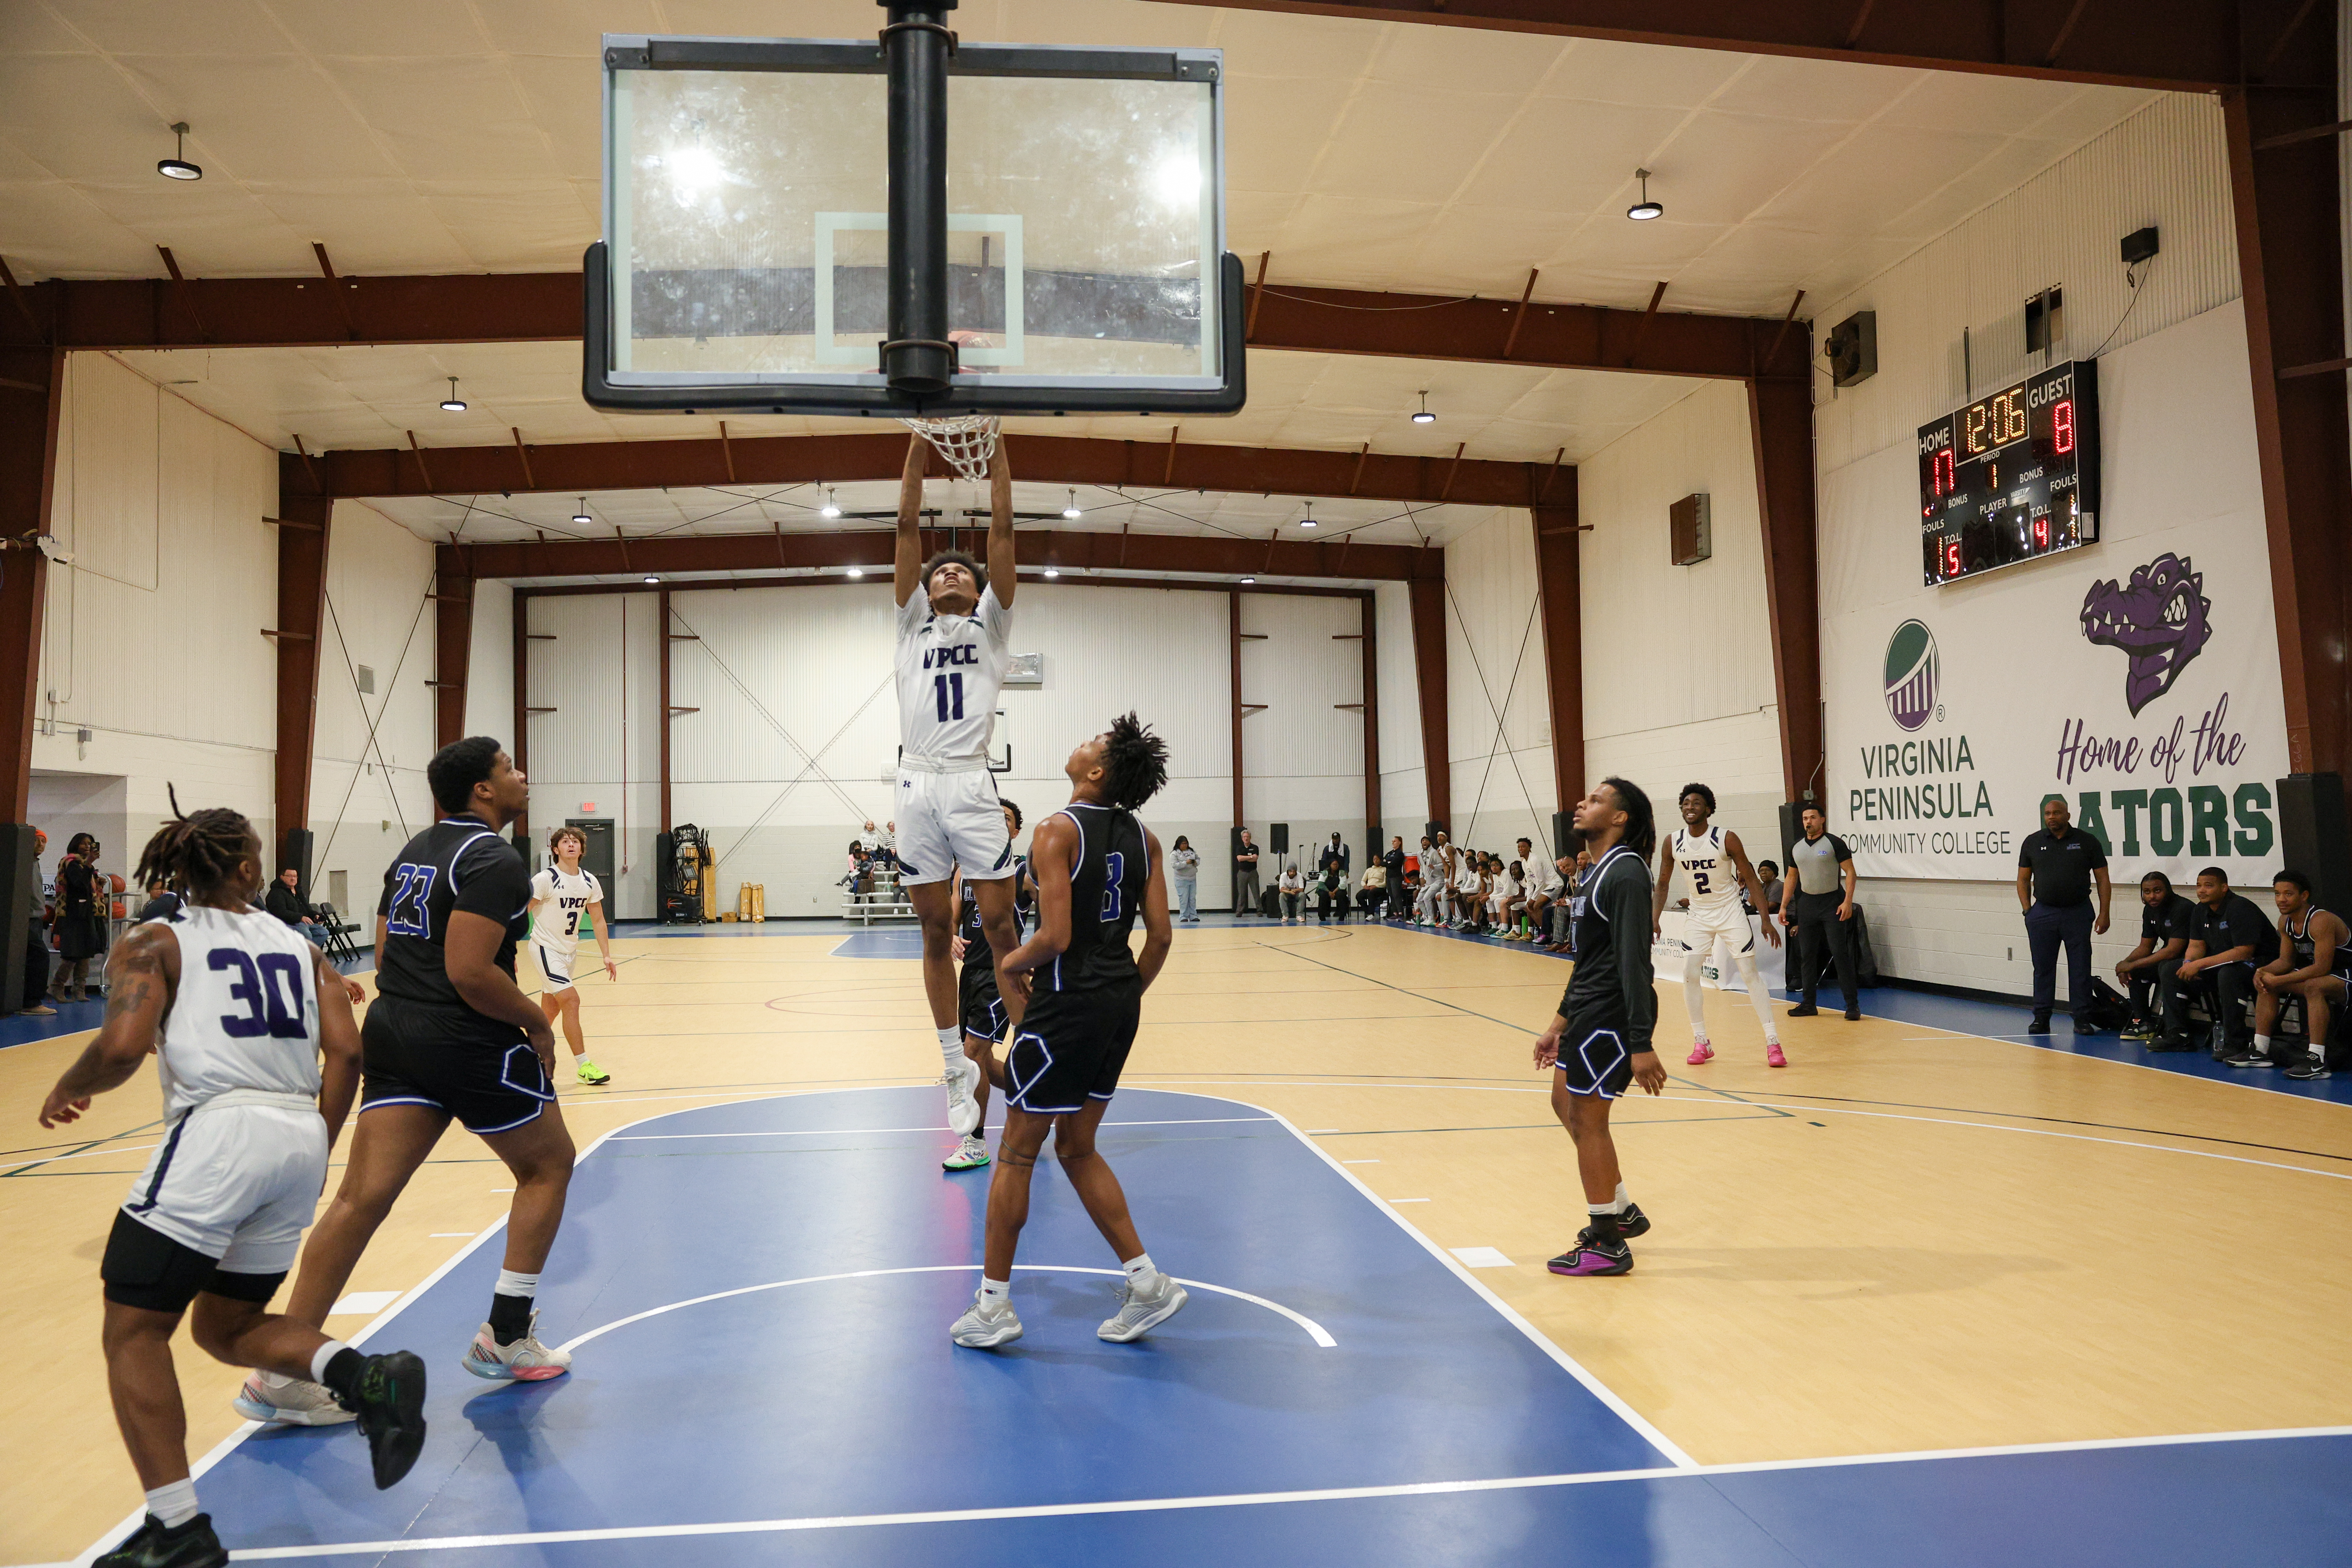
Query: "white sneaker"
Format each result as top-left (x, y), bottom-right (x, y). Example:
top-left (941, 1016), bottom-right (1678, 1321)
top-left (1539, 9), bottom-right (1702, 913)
top-left (944, 1053), bottom-right (982, 1136)
top-left (461, 1311), bottom-right (572, 1382)
top-left (1098, 1271), bottom-right (1189, 1342)
top-left (233, 1370), bottom-right (356, 1426)
top-left (950, 1290), bottom-right (1024, 1348)
top-left (942, 1134), bottom-right (991, 1171)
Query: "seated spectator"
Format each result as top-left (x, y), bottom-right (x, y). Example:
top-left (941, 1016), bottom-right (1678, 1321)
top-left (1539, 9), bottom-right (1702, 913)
top-left (2116, 871), bottom-right (2191, 1043)
top-left (1357, 862), bottom-right (1387, 917)
top-left (1315, 861), bottom-right (1348, 924)
top-left (136, 878), bottom-right (183, 924)
top-left (1454, 851), bottom-right (1486, 932)
top-left (2251, 869), bottom-right (2347, 1076)
top-left (842, 840), bottom-right (875, 902)
top-left (264, 867), bottom-right (329, 946)
top-left (2159, 866), bottom-right (2276, 1058)
top-left (1522, 842), bottom-right (1562, 946)
top-left (1497, 859), bottom-right (1528, 940)
top-left (1277, 861), bottom-right (1305, 924)
top-left (1753, 860), bottom-right (1782, 919)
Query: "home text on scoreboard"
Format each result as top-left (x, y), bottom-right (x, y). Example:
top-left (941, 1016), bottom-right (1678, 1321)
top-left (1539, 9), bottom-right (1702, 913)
top-left (1917, 358), bottom-right (2101, 587)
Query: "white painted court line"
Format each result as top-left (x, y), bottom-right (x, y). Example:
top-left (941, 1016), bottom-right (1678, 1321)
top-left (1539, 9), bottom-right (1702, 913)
top-left (327, 1291), bottom-right (401, 1316)
top-left (429, 1232), bottom-right (474, 1238)
top-left (139, 1422), bottom-right (2352, 1562)
top-left (1341, 1158), bottom-right (1380, 1164)
top-left (1451, 1247), bottom-right (1515, 1269)
top-left (611, 1116), bottom-right (1276, 1140)
top-left (0, 1140), bottom-right (162, 1175)
top-left (1387, 1197), bottom-right (1431, 1203)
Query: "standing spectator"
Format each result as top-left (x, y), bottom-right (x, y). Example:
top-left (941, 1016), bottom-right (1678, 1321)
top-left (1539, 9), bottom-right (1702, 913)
top-left (16, 826), bottom-right (53, 1016)
top-left (49, 833), bottom-right (108, 1004)
top-left (1381, 837), bottom-right (1407, 921)
top-left (1319, 833), bottom-right (1349, 885)
top-left (265, 867), bottom-right (332, 947)
top-left (1518, 838), bottom-right (1559, 942)
top-left (2161, 867), bottom-right (2276, 1059)
top-left (1170, 835), bottom-right (1201, 924)
top-left (1412, 836), bottom-right (1443, 925)
top-left (1276, 860), bottom-right (1305, 924)
top-left (2016, 796), bottom-right (2113, 1034)
top-left (1232, 829), bottom-right (1262, 917)
top-left (1780, 806), bottom-right (1860, 1021)
top-left (2117, 871), bottom-right (2192, 1044)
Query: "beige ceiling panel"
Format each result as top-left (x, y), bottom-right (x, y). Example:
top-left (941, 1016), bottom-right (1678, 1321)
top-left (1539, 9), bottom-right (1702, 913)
top-left (0, 182), bottom-right (155, 276)
top-left (1540, 38), bottom-right (1747, 109)
top-left (54, 0), bottom-right (296, 57)
top-left (1884, 147), bottom-right (2074, 246)
top-left (474, 0), bottom-right (661, 58)
top-left (328, 57), bottom-right (564, 182)
top-left (1224, 188), bottom-right (1303, 254)
top-left (1755, 127), bottom-right (2011, 235)
top-left (1363, 22), bottom-right (1564, 97)
top-left (261, 0), bottom-right (493, 60)
top-left (1453, 97), bottom-right (1689, 214)
top-left (0, 132), bottom-right (65, 181)
top-left (1404, 207), bottom-right (1583, 289)
top-left (0, 3), bottom-right (88, 54)
top-left (1208, 11), bottom-right (1385, 80)
top-left (245, 182), bottom-right (475, 272)
top-left (1224, 74), bottom-right (1357, 194)
top-left (1262, 194), bottom-right (1442, 287)
top-left (1877, 70), bottom-right (2116, 136)
top-left (506, 55), bottom-right (604, 183)
top-left (1540, 216), bottom-right (1731, 290)
top-left (1638, 110), bottom-right (1861, 227)
top-left (2018, 87), bottom-right (2163, 146)
top-left (0, 52), bottom-right (183, 182)
top-left (1308, 83), bottom-right (1521, 203)
top-left (652, 0), bottom-right (871, 39)
top-left (996, 0), bottom-right (1218, 48)
top-left (1702, 55), bottom-right (1922, 123)
top-left (419, 180), bottom-right (595, 267)
top-left (113, 54), bottom-right (403, 181)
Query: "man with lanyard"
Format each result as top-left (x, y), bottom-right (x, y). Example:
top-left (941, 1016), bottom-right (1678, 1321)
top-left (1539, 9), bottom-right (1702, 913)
top-left (1536, 779), bottom-right (1666, 1277)
top-left (2159, 867), bottom-right (2276, 1059)
top-left (2016, 796), bottom-right (2113, 1035)
top-left (2117, 872), bottom-right (2194, 1044)
top-left (1779, 805), bottom-right (1861, 1022)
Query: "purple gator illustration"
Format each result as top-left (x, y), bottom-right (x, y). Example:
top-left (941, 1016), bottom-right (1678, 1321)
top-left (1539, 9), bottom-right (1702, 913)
top-left (2079, 553), bottom-right (2212, 716)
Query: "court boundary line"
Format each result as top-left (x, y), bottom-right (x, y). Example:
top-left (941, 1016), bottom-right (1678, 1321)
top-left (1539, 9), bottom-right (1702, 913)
top-left (611, 1116), bottom-right (1276, 1140)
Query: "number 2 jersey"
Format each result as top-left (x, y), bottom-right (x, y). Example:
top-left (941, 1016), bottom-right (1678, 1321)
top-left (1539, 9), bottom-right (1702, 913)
top-left (529, 866), bottom-right (603, 957)
top-left (1670, 825), bottom-right (1743, 910)
top-left (376, 817), bottom-right (534, 1040)
top-left (895, 583), bottom-right (1011, 763)
top-left (1038, 802), bottom-right (1148, 995)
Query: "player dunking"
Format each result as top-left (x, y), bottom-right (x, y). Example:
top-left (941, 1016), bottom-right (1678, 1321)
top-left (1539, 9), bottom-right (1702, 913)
top-left (944, 798), bottom-right (1033, 1172)
top-left (950, 715), bottom-right (1182, 1348)
top-left (528, 826), bottom-right (618, 1086)
top-left (40, 802), bottom-right (425, 1568)
top-left (1537, 777), bottom-right (1666, 1278)
top-left (894, 433), bottom-right (1024, 1141)
top-left (1653, 784), bottom-right (1786, 1068)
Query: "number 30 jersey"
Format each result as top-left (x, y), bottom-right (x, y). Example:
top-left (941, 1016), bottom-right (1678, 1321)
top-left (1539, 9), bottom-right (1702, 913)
top-left (152, 904), bottom-right (323, 1120)
top-left (895, 583), bottom-right (1012, 763)
top-left (1039, 802), bottom-right (1148, 995)
top-left (376, 817), bottom-right (534, 1024)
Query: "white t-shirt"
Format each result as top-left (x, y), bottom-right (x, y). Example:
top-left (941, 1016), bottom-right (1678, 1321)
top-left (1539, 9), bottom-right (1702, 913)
top-left (895, 583), bottom-right (1012, 762)
top-left (1278, 868), bottom-right (1303, 893)
top-left (530, 866), bottom-right (603, 955)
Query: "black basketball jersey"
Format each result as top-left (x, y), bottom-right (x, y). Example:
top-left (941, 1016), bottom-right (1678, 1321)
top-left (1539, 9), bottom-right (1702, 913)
top-left (1040, 803), bottom-right (1147, 994)
top-left (1559, 844), bottom-right (1656, 1049)
top-left (2287, 908), bottom-right (2350, 977)
top-left (958, 857), bottom-right (1032, 964)
top-left (375, 817), bottom-right (534, 1025)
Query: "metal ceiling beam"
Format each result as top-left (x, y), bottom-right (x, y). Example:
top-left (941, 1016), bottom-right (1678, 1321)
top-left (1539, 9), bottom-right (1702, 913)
top-left (296, 430), bottom-right (1549, 510)
top-left (7, 270), bottom-right (1805, 379)
top-left (1142, 0), bottom-right (2255, 90)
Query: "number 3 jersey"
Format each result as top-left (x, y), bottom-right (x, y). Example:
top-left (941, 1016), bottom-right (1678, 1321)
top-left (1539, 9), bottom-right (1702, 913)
top-left (1038, 802), bottom-right (1148, 995)
top-left (152, 904), bottom-right (323, 1121)
top-left (376, 817), bottom-right (534, 1032)
top-left (895, 582), bottom-right (1011, 763)
top-left (529, 866), bottom-right (603, 956)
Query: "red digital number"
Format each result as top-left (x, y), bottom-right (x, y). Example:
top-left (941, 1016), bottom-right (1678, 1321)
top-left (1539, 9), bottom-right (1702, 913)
top-left (2051, 398), bottom-right (2074, 454)
top-left (1932, 449), bottom-right (1956, 497)
top-left (1944, 539), bottom-right (1962, 578)
top-left (2033, 514), bottom-right (2051, 550)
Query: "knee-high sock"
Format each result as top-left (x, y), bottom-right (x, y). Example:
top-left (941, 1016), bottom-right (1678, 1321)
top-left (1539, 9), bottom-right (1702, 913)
top-left (1734, 947), bottom-right (1779, 1042)
top-left (1682, 946), bottom-right (1710, 1041)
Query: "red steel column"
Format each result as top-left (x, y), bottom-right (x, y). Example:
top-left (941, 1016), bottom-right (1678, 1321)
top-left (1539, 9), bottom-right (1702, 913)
top-left (1749, 377), bottom-right (1824, 803)
top-left (0, 347), bottom-right (62, 825)
top-left (271, 463), bottom-right (333, 872)
top-left (432, 543), bottom-right (472, 750)
top-left (1532, 486), bottom-right (1585, 817)
top-left (1407, 568), bottom-right (1450, 830)
top-left (1360, 592), bottom-right (1382, 846)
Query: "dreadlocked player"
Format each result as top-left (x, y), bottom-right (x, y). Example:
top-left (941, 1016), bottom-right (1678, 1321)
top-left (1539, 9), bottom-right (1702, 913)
top-left (950, 715), bottom-right (1181, 1349)
top-left (39, 800), bottom-right (426, 1568)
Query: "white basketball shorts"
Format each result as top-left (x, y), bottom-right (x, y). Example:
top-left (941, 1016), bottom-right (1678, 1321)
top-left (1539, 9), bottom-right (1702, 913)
top-left (1679, 900), bottom-right (1757, 960)
top-left (894, 764), bottom-right (1013, 887)
top-left (120, 1096), bottom-right (328, 1274)
top-left (532, 938), bottom-right (578, 993)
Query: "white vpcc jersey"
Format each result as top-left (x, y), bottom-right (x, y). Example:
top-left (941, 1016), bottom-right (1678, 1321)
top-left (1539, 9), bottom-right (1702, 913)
top-left (896, 583), bottom-right (1012, 762)
top-left (1673, 826), bottom-right (1744, 910)
top-left (531, 866), bottom-right (601, 955)
top-left (154, 904), bottom-right (323, 1120)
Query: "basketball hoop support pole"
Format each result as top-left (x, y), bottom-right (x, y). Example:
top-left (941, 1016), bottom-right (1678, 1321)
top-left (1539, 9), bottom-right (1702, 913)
top-left (879, 0), bottom-right (957, 395)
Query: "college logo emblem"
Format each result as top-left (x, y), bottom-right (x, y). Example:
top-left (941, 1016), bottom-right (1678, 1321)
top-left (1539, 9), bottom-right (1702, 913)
top-left (2080, 553), bottom-right (2212, 716)
top-left (1882, 619), bottom-right (1937, 732)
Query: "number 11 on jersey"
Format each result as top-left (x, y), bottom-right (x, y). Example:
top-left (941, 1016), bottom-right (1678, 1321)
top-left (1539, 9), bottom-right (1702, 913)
top-left (933, 672), bottom-right (965, 723)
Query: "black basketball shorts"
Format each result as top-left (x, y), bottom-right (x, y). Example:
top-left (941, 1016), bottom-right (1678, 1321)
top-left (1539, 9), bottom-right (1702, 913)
top-left (101, 1210), bottom-right (285, 1314)
top-left (959, 952), bottom-right (1009, 1043)
top-left (360, 996), bottom-right (554, 1136)
top-left (1553, 1008), bottom-right (1637, 1100)
top-left (1005, 978), bottom-right (1144, 1114)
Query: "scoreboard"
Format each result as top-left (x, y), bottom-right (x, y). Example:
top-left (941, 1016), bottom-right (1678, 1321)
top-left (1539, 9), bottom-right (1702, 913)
top-left (1917, 358), bottom-right (2100, 587)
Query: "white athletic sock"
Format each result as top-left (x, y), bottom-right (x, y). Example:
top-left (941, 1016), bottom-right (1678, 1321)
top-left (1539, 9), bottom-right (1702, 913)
top-left (937, 1026), bottom-right (963, 1056)
top-left (146, 1478), bottom-right (199, 1529)
top-left (979, 1276), bottom-right (1011, 1306)
top-left (1682, 947), bottom-right (1709, 1036)
top-left (1613, 1182), bottom-right (1629, 1214)
top-left (1122, 1253), bottom-right (1156, 1282)
top-left (1735, 949), bottom-right (1780, 1042)
top-left (308, 1339), bottom-right (352, 1384)
top-left (494, 1269), bottom-right (539, 1299)
top-left (2254, 1033), bottom-right (2271, 1055)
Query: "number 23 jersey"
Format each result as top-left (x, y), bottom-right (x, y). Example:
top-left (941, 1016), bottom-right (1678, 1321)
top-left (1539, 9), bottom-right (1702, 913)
top-left (376, 817), bottom-right (534, 1026)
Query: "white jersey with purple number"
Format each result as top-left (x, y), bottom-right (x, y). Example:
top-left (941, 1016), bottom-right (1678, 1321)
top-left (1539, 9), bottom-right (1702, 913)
top-left (1671, 826), bottom-right (1743, 911)
top-left (895, 583), bottom-right (1012, 763)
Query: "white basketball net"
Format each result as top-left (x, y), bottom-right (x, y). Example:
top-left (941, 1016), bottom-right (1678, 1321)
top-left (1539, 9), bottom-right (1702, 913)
top-left (898, 413), bottom-right (1001, 484)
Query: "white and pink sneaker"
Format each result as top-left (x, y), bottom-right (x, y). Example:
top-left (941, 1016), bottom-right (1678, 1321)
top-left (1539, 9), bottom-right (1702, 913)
top-left (461, 1312), bottom-right (572, 1382)
top-left (1686, 1041), bottom-right (1715, 1065)
top-left (1765, 1041), bottom-right (1788, 1068)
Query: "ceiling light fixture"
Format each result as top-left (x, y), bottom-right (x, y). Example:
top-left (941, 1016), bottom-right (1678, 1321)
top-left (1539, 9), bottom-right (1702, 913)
top-left (1239, 575), bottom-right (1256, 585)
top-left (1043, 566), bottom-right (1061, 578)
top-left (819, 487), bottom-right (842, 519)
top-left (439, 376), bottom-right (466, 413)
top-left (572, 497), bottom-right (592, 525)
top-left (1412, 391), bottom-right (1436, 425)
top-left (846, 566), bottom-right (864, 578)
top-left (1298, 505), bottom-right (1318, 530)
top-left (157, 122), bottom-right (201, 181)
top-left (1062, 489), bottom-right (1082, 519)
top-left (643, 574), bottom-right (660, 585)
top-left (1626, 168), bottom-right (1663, 221)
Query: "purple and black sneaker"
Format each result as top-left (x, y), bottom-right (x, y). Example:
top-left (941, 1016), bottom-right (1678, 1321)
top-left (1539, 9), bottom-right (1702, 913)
top-left (1547, 1239), bottom-right (1633, 1276)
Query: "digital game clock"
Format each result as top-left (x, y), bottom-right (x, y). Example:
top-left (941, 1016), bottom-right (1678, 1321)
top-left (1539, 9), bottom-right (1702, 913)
top-left (1916, 359), bottom-right (2100, 586)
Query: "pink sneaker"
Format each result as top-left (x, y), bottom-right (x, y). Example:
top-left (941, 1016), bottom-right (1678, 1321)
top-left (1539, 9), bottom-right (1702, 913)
top-left (1686, 1041), bottom-right (1715, 1065)
top-left (1765, 1041), bottom-right (1788, 1068)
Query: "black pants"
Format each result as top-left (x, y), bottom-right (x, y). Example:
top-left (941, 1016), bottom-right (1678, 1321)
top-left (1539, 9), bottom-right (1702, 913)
top-left (2126, 958), bottom-right (2183, 1033)
top-left (2175, 960), bottom-right (2256, 1054)
top-left (1316, 885), bottom-right (1344, 922)
top-left (1357, 888), bottom-right (1385, 916)
top-left (1792, 890), bottom-right (1858, 1011)
top-left (20, 928), bottom-right (47, 1011)
top-left (2024, 900), bottom-right (2094, 1018)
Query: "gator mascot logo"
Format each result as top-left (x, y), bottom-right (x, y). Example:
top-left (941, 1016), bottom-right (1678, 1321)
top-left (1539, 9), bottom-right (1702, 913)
top-left (2080, 553), bottom-right (2212, 716)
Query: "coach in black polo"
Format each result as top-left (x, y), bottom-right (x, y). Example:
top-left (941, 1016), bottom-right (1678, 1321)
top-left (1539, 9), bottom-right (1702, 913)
top-left (2017, 796), bottom-right (2112, 1035)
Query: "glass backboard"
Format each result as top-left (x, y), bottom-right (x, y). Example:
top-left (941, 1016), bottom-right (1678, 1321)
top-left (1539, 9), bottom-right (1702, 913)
top-left (584, 36), bottom-right (1244, 418)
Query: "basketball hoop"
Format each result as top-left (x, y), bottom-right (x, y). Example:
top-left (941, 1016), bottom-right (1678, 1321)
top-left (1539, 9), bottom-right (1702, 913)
top-left (900, 412), bottom-right (1001, 484)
